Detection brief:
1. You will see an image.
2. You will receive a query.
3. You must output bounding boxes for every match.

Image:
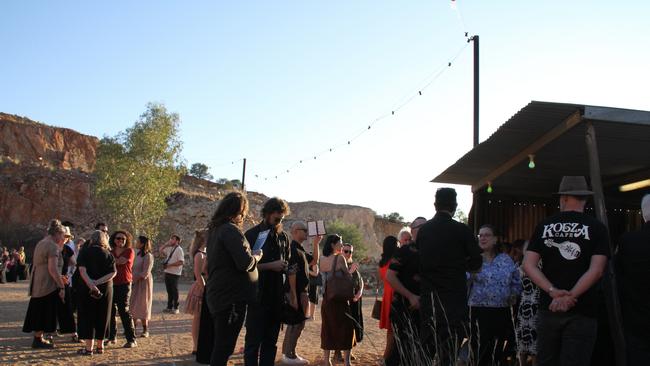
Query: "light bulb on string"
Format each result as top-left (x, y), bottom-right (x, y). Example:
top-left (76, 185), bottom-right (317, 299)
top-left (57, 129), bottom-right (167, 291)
top-left (486, 182), bottom-right (493, 194)
top-left (528, 154), bottom-right (536, 169)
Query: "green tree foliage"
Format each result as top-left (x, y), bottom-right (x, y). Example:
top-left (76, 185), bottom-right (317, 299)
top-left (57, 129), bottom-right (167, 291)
top-left (327, 219), bottom-right (368, 259)
top-left (189, 163), bottom-right (213, 180)
top-left (382, 212), bottom-right (404, 223)
top-left (94, 103), bottom-right (183, 238)
top-left (453, 209), bottom-right (468, 224)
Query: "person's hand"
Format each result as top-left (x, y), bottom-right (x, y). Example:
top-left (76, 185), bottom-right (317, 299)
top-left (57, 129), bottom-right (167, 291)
top-left (90, 285), bottom-right (100, 295)
top-left (268, 259), bottom-right (288, 272)
top-left (61, 275), bottom-right (69, 286)
top-left (252, 249), bottom-right (263, 258)
top-left (349, 262), bottom-right (359, 273)
top-left (549, 288), bottom-right (571, 299)
top-left (549, 294), bottom-right (577, 312)
top-left (313, 235), bottom-right (323, 246)
top-left (352, 293), bottom-right (361, 303)
top-left (58, 288), bottom-right (65, 302)
top-left (289, 295), bottom-right (299, 310)
top-left (408, 294), bottom-right (420, 310)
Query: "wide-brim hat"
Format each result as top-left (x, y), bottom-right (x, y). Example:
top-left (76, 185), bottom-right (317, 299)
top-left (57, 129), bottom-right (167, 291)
top-left (556, 176), bottom-right (593, 196)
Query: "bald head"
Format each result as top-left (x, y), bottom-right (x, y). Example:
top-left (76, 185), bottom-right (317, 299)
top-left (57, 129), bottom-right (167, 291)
top-left (290, 221), bottom-right (308, 243)
top-left (409, 216), bottom-right (427, 241)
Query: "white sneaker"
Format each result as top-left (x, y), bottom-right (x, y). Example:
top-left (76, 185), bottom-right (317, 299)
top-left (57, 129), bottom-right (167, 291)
top-left (282, 354), bottom-right (309, 365)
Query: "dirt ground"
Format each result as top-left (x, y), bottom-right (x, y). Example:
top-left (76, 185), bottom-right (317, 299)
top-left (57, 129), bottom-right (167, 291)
top-left (0, 281), bottom-right (386, 366)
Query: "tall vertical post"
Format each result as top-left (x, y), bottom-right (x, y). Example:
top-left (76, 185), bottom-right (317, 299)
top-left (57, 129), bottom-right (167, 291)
top-left (241, 158), bottom-right (247, 192)
top-left (472, 35), bottom-right (479, 147)
top-left (471, 35), bottom-right (480, 234)
top-left (585, 121), bottom-right (626, 366)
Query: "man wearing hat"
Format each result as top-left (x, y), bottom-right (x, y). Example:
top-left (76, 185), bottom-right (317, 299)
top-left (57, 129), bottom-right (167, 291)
top-left (523, 176), bottom-right (610, 366)
top-left (417, 188), bottom-right (482, 365)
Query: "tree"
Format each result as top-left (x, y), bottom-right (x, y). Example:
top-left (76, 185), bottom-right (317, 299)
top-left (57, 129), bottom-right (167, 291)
top-left (230, 179), bottom-right (242, 189)
top-left (382, 212), bottom-right (404, 223)
top-left (454, 209), bottom-right (468, 224)
top-left (189, 163), bottom-right (213, 180)
top-left (94, 102), bottom-right (183, 238)
top-left (327, 219), bottom-right (368, 259)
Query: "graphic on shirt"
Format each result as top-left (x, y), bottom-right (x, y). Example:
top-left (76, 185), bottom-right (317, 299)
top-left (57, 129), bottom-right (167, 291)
top-left (543, 239), bottom-right (581, 260)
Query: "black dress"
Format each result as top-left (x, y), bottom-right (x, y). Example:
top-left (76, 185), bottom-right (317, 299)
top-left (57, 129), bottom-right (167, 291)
top-left (350, 269), bottom-right (364, 343)
top-left (75, 245), bottom-right (115, 340)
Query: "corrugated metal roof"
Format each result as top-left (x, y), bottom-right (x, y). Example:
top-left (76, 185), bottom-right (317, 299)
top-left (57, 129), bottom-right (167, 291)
top-left (432, 101), bottom-right (650, 201)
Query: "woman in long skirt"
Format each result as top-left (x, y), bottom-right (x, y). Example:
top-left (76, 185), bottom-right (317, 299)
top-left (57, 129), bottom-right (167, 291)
top-left (184, 229), bottom-right (208, 354)
top-left (130, 236), bottom-right (154, 337)
top-left (22, 219), bottom-right (68, 349)
top-left (75, 230), bottom-right (116, 355)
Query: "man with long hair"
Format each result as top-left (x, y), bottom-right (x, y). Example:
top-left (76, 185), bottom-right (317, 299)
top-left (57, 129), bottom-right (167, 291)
top-left (243, 197), bottom-right (292, 366)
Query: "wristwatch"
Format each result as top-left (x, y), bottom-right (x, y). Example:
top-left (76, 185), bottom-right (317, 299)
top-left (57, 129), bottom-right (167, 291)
top-left (548, 286), bottom-right (556, 294)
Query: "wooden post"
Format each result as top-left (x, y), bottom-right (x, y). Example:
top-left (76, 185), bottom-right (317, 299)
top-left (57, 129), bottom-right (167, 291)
top-left (241, 158), bottom-right (247, 192)
top-left (585, 121), bottom-right (626, 366)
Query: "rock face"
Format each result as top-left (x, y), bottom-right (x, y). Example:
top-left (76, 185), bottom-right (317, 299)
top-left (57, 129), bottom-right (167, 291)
top-left (0, 113), bottom-right (405, 269)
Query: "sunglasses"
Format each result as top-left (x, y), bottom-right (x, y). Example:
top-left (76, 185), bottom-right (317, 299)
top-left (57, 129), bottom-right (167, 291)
top-left (115, 237), bottom-right (126, 241)
top-left (343, 249), bottom-right (353, 254)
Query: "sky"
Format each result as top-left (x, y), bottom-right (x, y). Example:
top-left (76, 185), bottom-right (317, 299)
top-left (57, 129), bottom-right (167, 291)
top-left (2, 1), bottom-right (649, 222)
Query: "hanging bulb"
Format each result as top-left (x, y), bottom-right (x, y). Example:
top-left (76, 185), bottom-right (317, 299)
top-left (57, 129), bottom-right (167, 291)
top-left (486, 182), bottom-right (493, 193)
top-left (528, 154), bottom-right (536, 169)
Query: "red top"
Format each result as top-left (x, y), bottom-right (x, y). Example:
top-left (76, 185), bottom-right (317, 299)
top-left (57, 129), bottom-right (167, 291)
top-left (112, 247), bottom-right (135, 285)
top-left (379, 263), bottom-right (394, 330)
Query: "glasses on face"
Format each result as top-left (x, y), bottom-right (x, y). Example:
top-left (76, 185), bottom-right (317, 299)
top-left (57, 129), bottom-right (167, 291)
top-left (343, 249), bottom-right (352, 254)
top-left (115, 237), bottom-right (126, 241)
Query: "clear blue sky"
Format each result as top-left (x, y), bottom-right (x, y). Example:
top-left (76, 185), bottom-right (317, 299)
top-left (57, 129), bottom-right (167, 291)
top-left (2, 1), bottom-right (649, 222)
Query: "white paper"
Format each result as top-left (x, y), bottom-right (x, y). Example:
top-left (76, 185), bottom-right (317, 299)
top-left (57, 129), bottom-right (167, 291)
top-left (317, 220), bottom-right (326, 235)
top-left (307, 221), bottom-right (318, 236)
top-left (253, 229), bottom-right (270, 251)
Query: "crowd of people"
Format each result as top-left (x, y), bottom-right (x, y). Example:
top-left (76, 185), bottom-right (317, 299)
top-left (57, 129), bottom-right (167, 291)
top-left (8, 175), bottom-right (650, 366)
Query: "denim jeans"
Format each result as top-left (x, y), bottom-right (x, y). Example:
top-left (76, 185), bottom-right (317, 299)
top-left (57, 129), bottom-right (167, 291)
top-left (537, 310), bottom-right (597, 366)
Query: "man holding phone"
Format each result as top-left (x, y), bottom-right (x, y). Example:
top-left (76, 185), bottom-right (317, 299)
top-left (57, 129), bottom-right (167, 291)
top-left (244, 197), bottom-right (292, 366)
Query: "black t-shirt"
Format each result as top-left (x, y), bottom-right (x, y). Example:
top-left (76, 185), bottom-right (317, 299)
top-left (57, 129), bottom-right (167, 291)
top-left (76, 245), bottom-right (116, 288)
top-left (527, 211), bottom-right (610, 317)
top-left (389, 242), bottom-right (420, 296)
top-left (288, 240), bottom-right (311, 294)
top-left (61, 245), bottom-right (75, 276)
top-left (245, 223), bottom-right (291, 311)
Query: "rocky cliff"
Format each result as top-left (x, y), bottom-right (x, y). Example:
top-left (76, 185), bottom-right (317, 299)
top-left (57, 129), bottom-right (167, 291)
top-left (0, 113), bottom-right (405, 263)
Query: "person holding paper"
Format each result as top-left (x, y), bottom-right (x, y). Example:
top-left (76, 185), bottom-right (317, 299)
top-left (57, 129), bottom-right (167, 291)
top-left (281, 221), bottom-right (322, 364)
top-left (206, 192), bottom-right (262, 365)
top-left (244, 197), bottom-right (292, 366)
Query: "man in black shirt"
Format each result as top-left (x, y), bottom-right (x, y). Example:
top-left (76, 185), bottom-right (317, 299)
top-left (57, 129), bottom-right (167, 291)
top-left (386, 216), bottom-right (427, 366)
top-left (523, 176), bottom-right (610, 366)
top-left (244, 197), bottom-right (292, 366)
top-left (615, 194), bottom-right (650, 365)
top-left (417, 188), bottom-right (482, 365)
top-left (281, 221), bottom-right (321, 365)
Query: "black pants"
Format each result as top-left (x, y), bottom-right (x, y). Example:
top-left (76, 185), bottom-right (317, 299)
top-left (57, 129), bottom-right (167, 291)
top-left (210, 302), bottom-right (247, 366)
top-left (536, 310), bottom-right (597, 366)
top-left (387, 296), bottom-right (422, 366)
top-left (56, 285), bottom-right (77, 334)
top-left (109, 283), bottom-right (136, 342)
top-left (244, 302), bottom-right (282, 366)
top-left (164, 273), bottom-right (180, 310)
top-left (77, 283), bottom-right (113, 340)
top-left (469, 306), bottom-right (515, 366)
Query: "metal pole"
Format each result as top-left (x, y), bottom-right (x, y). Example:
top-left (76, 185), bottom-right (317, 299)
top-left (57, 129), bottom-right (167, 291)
top-left (241, 158), bottom-right (247, 192)
top-left (472, 35), bottom-right (479, 147)
top-left (471, 35), bottom-right (480, 233)
top-left (585, 121), bottom-right (626, 366)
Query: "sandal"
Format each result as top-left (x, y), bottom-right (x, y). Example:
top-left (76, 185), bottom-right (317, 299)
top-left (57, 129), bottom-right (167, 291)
top-left (77, 348), bottom-right (93, 356)
top-left (95, 347), bottom-right (105, 354)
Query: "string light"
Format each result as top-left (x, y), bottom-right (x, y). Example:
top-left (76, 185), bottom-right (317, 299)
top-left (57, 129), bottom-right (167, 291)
top-left (486, 182), bottom-right (493, 193)
top-left (528, 154), bottom-right (536, 169)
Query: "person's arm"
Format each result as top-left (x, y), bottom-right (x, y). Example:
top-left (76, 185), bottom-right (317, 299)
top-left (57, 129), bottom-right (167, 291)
top-left (224, 228), bottom-right (261, 272)
top-left (158, 242), bottom-right (170, 256)
top-left (79, 266), bottom-right (99, 293)
top-left (386, 268), bottom-right (419, 309)
top-left (570, 255), bottom-right (608, 298)
top-left (309, 235), bottom-right (322, 266)
top-left (143, 253), bottom-right (154, 280)
top-left (193, 253), bottom-right (205, 287)
top-left (523, 251), bottom-right (573, 300)
top-left (288, 272), bottom-right (298, 309)
top-left (93, 270), bottom-right (117, 285)
top-left (464, 228), bottom-right (483, 272)
top-left (201, 256), bottom-right (208, 279)
top-left (47, 255), bottom-right (65, 300)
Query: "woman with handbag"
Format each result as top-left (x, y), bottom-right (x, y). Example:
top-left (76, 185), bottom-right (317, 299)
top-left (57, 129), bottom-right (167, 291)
top-left (320, 234), bottom-right (355, 366)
